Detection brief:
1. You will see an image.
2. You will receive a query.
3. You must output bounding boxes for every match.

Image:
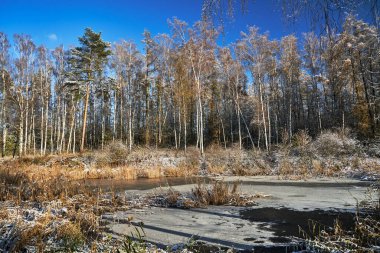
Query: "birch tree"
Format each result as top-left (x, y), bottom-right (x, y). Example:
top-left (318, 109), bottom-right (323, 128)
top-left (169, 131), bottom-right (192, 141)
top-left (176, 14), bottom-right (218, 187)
top-left (0, 33), bottom-right (10, 157)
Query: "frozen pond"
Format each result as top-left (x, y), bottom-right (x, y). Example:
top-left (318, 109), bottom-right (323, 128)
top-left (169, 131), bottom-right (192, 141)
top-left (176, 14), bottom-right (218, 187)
top-left (97, 176), bottom-right (372, 252)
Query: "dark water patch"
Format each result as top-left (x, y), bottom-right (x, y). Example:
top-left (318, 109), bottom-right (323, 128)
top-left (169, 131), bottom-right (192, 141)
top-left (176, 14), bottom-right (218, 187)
top-left (240, 207), bottom-right (355, 239)
top-left (175, 241), bottom-right (302, 253)
top-left (79, 176), bottom-right (211, 192)
top-left (243, 237), bottom-right (256, 241)
top-left (246, 244), bottom-right (303, 253)
top-left (269, 237), bottom-right (292, 243)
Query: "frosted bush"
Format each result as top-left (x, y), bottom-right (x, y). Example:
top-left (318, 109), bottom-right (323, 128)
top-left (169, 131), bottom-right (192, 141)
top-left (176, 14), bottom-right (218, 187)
top-left (312, 131), bottom-right (358, 156)
top-left (93, 141), bottom-right (129, 167)
top-left (366, 140), bottom-right (380, 158)
top-left (107, 141), bottom-right (129, 164)
top-left (292, 130), bottom-right (312, 148)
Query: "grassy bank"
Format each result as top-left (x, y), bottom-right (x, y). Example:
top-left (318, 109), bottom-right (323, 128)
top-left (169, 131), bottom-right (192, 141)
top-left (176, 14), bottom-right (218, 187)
top-left (1, 131), bottom-right (379, 182)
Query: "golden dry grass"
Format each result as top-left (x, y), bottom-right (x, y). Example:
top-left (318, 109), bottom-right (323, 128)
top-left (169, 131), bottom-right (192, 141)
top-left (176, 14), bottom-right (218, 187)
top-left (207, 165), bottom-right (226, 175)
top-left (312, 159), bottom-right (324, 175)
top-left (163, 163), bottom-right (199, 177)
top-left (191, 180), bottom-right (251, 206)
top-left (136, 167), bottom-right (161, 178)
top-left (56, 222), bottom-right (85, 250)
top-left (1, 135), bottom-right (379, 185)
top-left (15, 223), bottom-right (48, 252)
top-left (278, 159), bottom-right (293, 176)
top-left (0, 207), bottom-right (8, 220)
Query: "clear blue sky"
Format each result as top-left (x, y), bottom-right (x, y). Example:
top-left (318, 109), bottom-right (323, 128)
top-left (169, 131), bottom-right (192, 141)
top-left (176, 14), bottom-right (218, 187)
top-left (0, 0), bottom-right (306, 50)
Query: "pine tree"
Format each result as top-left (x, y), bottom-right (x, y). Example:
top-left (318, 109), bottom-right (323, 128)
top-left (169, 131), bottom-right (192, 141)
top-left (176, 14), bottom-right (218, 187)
top-left (71, 28), bottom-right (111, 152)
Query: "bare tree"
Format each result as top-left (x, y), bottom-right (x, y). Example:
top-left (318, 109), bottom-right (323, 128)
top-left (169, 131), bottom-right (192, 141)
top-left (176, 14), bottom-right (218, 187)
top-left (0, 33), bottom-right (10, 157)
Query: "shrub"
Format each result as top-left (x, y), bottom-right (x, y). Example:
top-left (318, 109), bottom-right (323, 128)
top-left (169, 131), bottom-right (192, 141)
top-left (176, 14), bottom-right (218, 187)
top-left (292, 130), bottom-right (312, 148)
top-left (311, 131), bottom-right (359, 157)
top-left (73, 211), bottom-right (100, 239)
top-left (365, 139), bottom-right (380, 158)
top-left (164, 188), bottom-right (182, 206)
top-left (278, 159), bottom-right (293, 176)
top-left (108, 141), bottom-right (129, 165)
top-left (93, 141), bottom-right (129, 168)
top-left (93, 151), bottom-right (109, 168)
top-left (57, 222), bottom-right (85, 251)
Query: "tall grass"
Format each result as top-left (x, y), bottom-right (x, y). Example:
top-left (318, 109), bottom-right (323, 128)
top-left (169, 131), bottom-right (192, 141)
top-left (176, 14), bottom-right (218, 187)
top-left (191, 180), bottom-right (254, 206)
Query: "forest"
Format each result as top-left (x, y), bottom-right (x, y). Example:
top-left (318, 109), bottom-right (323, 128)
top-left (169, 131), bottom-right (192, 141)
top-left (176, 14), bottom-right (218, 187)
top-left (0, 14), bottom-right (379, 157)
top-left (0, 1), bottom-right (379, 252)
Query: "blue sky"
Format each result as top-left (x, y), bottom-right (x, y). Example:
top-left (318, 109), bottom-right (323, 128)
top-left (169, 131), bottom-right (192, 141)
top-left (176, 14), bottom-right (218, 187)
top-left (0, 0), bottom-right (306, 50)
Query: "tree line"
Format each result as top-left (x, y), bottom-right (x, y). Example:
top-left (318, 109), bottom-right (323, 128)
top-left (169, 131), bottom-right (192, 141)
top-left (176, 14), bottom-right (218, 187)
top-left (0, 15), bottom-right (379, 156)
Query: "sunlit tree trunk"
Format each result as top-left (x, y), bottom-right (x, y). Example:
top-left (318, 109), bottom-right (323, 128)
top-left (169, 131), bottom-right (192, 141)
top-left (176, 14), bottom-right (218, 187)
top-left (80, 83), bottom-right (90, 152)
top-left (1, 69), bottom-right (6, 157)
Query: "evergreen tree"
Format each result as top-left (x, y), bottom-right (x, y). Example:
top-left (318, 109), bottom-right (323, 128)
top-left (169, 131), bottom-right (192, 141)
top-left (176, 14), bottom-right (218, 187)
top-left (70, 28), bottom-right (111, 151)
